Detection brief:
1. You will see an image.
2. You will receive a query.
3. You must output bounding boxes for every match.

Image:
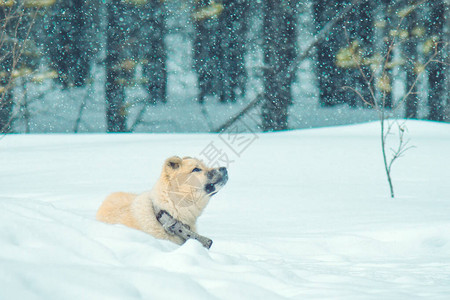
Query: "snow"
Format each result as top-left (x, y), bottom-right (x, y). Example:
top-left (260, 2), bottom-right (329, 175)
top-left (1, 120), bottom-right (450, 299)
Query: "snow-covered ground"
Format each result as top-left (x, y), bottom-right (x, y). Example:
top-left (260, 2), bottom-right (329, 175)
top-left (1, 120), bottom-right (450, 299)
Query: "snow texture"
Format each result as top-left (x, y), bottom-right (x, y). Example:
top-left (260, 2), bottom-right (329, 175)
top-left (1, 120), bottom-right (450, 299)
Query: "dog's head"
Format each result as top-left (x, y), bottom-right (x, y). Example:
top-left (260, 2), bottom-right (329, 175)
top-left (161, 156), bottom-right (228, 208)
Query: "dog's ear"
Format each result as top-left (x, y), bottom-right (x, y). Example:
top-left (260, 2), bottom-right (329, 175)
top-left (165, 156), bottom-right (182, 170)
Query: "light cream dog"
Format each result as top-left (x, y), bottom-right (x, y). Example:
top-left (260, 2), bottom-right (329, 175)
top-left (96, 156), bottom-right (228, 245)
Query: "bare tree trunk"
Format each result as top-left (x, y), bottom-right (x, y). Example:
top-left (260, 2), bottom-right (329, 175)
top-left (0, 87), bottom-right (13, 133)
top-left (404, 6), bottom-right (419, 119)
top-left (353, 0), bottom-right (375, 108)
top-left (105, 0), bottom-right (126, 132)
top-left (381, 0), bottom-right (393, 109)
top-left (193, 1), bottom-right (248, 104)
top-left (193, 0), bottom-right (221, 104)
top-left (217, 0), bottom-right (249, 103)
top-left (427, 0), bottom-right (446, 121)
top-left (141, 0), bottom-right (167, 105)
top-left (71, 0), bottom-right (92, 87)
top-left (314, 0), bottom-right (345, 107)
top-left (262, 0), bottom-right (297, 131)
top-left (47, 0), bottom-right (92, 87)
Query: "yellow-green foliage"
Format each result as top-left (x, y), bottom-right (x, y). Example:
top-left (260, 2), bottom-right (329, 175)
top-left (24, 0), bottom-right (56, 8)
top-left (124, 0), bottom-right (149, 6)
top-left (411, 26), bottom-right (425, 38)
top-left (423, 36), bottom-right (439, 54)
top-left (192, 1), bottom-right (223, 21)
top-left (389, 29), bottom-right (409, 40)
top-left (377, 72), bottom-right (391, 93)
top-left (397, 5), bottom-right (416, 18)
top-left (336, 41), bottom-right (362, 68)
top-left (0, 0), bottom-right (14, 7)
top-left (30, 70), bottom-right (58, 83)
top-left (414, 62), bottom-right (425, 74)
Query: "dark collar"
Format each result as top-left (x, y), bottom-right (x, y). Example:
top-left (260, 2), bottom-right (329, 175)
top-left (152, 203), bottom-right (213, 249)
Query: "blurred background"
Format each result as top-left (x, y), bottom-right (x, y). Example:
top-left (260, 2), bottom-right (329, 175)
top-left (0, 0), bottom-right (448, 134)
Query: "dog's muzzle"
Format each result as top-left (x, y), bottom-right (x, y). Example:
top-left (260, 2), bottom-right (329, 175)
top-left (205, 167), bottom-right (228, 195)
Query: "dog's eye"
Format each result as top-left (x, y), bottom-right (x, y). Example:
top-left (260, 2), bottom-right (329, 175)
top-left (192, 167), bottom-right (202, 173)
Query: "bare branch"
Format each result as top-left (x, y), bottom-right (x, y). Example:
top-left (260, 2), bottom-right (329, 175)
top-left (341, 1), bottom-right (429, 198)
top-left (213, 93), bottom-right (263, 133)
top-left (341, 86), bottom-right (371, 107)
top-left (129, 100), bottom-right (150, 132)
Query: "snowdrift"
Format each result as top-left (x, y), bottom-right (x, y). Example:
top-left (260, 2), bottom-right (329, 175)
top-left (1, 121), bottom-right (450, 299)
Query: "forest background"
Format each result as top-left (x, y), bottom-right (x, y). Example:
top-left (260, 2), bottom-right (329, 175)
top-left (0, 0), bottom-right (448, 134)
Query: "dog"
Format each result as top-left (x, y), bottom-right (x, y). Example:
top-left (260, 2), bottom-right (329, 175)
top-left (96, 156), bottom-right (228, 245)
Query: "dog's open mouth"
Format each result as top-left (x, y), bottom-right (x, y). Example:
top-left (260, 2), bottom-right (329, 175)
top-left (204, 181), bottom-right (225, 196)
top-left (204, 183), bottom-right (217, 195)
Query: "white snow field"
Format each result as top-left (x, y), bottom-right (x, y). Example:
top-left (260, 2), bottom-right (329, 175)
top-left (1, 120), bottom-right (450, 299)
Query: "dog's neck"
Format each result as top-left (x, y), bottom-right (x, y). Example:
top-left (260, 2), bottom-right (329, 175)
top-left (150, 180), bottom-right (207, 226)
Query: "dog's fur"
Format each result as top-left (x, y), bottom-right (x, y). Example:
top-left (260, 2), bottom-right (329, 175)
top-left (96, 156), bottom-right (228, 245)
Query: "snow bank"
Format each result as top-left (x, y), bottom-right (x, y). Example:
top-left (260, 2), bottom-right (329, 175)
top-left (1, 121), bottom-right (450, 299)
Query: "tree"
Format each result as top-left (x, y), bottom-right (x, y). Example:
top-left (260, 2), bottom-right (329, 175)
top-left (380, 0), bottom-right (394, 109)
top-left (214, 0), bottom-right (364, 133)
top-left (0, 2), bottom-right (39, 133)
top-left (217, 0), bottom-right (249, 102)
top-left (193, 0), bottom-right (248, 104)
top-left (403, 2), bottom-right (419, 119)
top-left (345, 0), bottom-right (375, 107)
top-left (105, 0), bottom-right (168, 132)
top-left (139, 0), bottom-right (167, 105)
top-left (342, 1), bottom-right (442, 198)
top-left (193, 0), bottom-right (222, 104)
top-left (0, 2), bottom-right (15, 133)
top-left (46, 0), bottom-right (94, 88)
top-left (330, 1), bottom-right (378, 108)
top-left (105, 0), bottom-right (127, 132)
top-left (261, 0), bottom-right (297, 131)
top-left (313, 0), bottom-right (343, 107)
top-left (426, 0), bottom-right (447, 121)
